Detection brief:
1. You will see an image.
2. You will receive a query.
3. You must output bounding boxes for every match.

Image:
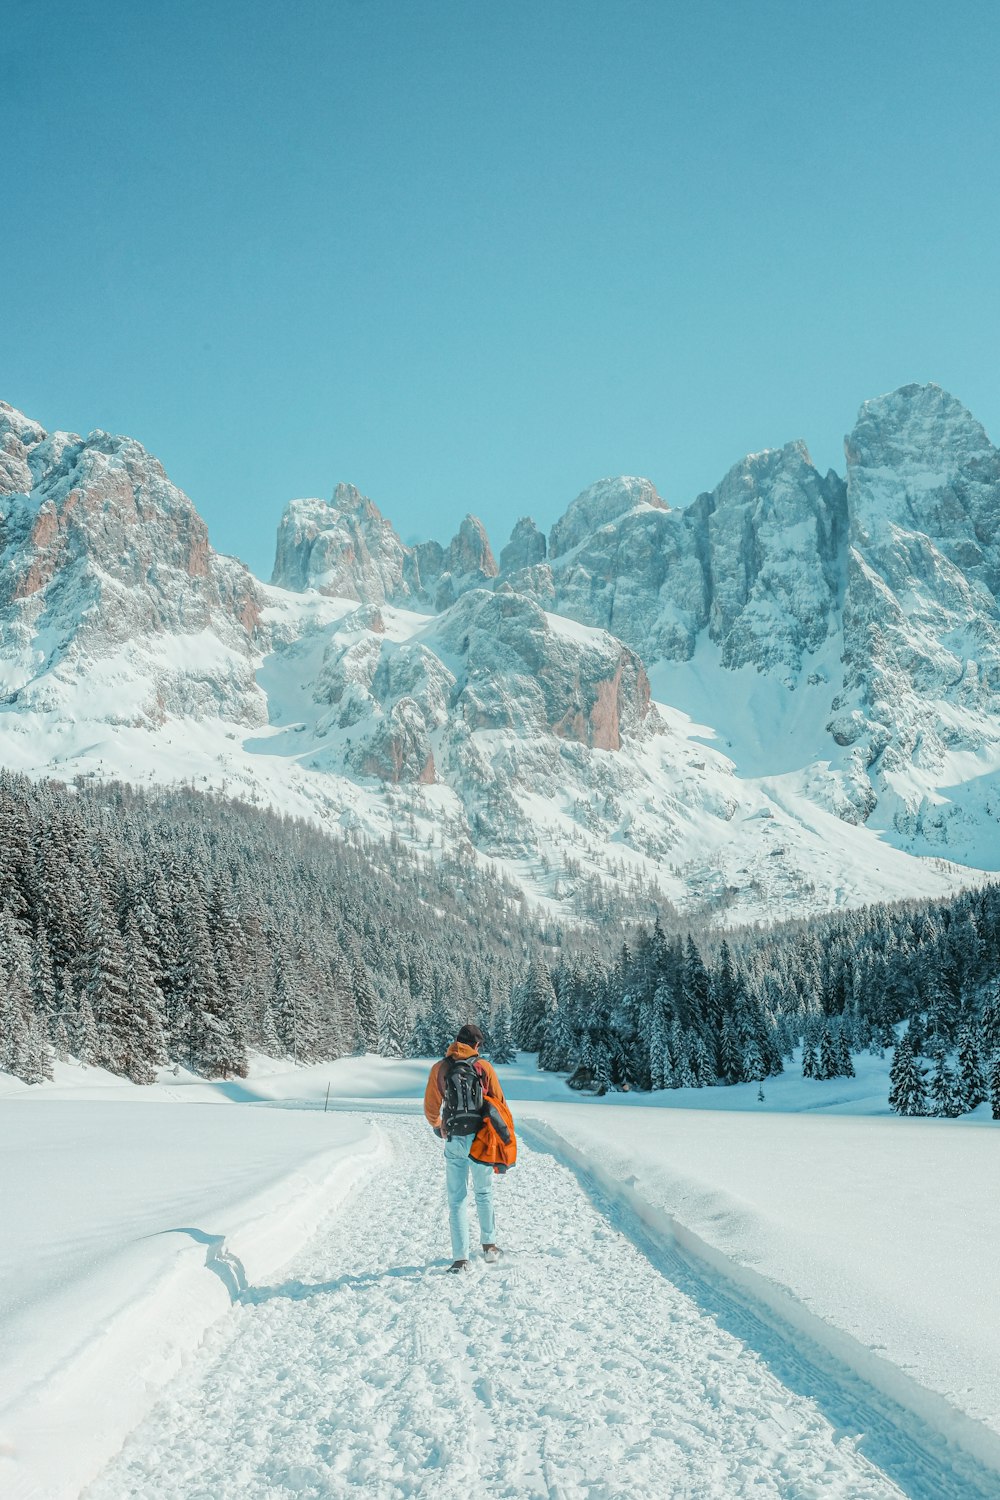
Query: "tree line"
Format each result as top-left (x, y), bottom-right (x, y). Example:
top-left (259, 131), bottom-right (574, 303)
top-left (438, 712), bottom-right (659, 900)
top-left (2, 769), bottom-right (998, 1122)
top-left (513, 893), bottom-right (1000, 1118)
top-left (0, 771), bottom-right (581, 1085)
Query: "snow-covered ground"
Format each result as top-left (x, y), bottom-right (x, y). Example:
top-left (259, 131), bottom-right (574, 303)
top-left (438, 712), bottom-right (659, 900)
top-left (2, 1056), bottom-right (998, 1498)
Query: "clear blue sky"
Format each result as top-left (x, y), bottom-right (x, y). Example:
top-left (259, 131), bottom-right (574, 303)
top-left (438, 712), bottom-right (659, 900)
top-left (3, 0), bottom-right (998, 578)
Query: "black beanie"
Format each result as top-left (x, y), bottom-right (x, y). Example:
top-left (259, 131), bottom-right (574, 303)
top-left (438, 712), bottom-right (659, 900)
top-left (456, 1024), bottom-right (484, 1047)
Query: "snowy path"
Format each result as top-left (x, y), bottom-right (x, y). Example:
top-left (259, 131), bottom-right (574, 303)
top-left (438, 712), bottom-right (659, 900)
top-left (87, 1118), bottom-right (927, 1499)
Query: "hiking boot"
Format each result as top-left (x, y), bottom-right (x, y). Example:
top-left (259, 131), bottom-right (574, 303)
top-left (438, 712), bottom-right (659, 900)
top-left (447, 1258), bottom-right (470, 1273)
top-left (482, 1243), bottom-right (502, 1263)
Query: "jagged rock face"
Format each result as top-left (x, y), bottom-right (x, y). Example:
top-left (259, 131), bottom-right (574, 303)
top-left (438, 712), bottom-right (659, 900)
top-left (499, 517), bottom-right (546, 573)
top-left (705, 443), bottom-right (846, 674)
top-left (273, 489), bottom-right (498, 613)
top-left (548, 476), bottom-right (667, 559)
top-left (271, 486), bottom-right (409, 604)
top-left (0, 407), bottom-right (264, 725)
top-left (433, 589), bottom-right (656, 751)
top-left (0, 403), bottom-right (46, 496)
top-left (403, 514), bottom-right (498, 610)
top-left (521, 448), bottom-right (845, 676)
top-left (527, 502), bottom-right (700, 662)
top-left (831, 385), bottom-right (1000, 820)
top-left (311, 587), bottom-right (658, 788)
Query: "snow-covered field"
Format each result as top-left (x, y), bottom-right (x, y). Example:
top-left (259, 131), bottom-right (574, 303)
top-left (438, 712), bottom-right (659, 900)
top-left (2, 1056), bottom-right (998, 1499)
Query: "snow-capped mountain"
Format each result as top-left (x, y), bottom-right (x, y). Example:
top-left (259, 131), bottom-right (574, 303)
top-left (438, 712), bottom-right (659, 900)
top-left (0, 403), bottom-right (263, 728)
top-left (1, 385), bottom-right (998, 925)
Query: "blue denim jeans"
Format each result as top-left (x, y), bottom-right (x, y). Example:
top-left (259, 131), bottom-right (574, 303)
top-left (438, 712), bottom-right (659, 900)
top-left (444, 1133), bottom-right (496, 1259)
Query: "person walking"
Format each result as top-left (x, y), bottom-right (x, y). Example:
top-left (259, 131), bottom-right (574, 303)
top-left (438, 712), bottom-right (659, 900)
top-left (423, 1023), bottom-right (516, 1272)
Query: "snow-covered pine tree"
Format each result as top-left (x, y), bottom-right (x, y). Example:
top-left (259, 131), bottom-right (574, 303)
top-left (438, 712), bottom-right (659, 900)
top-left (818, 1023), bottom-right (839, 1081)
top-left (538, 1003), bottom-right (575, 1073)
top-left (591, 1040), bottom-right (612, 1092)
top-left (516, 958), bottom-right (557, 1052)
top-left (120, 910), bottom-right (168, 1083)
top-left (956, 1023), bottom-right (986, 1112)
top-left (488, 1001), bottom-right (516, 1064)
top-left (408, 1009), bottom-right (437, 1058)
top-left (888, 1035), bottom-right (927, 1116)
top-left (51, 972), bottom-right (73, 1061)
top-left (76, 885), bottom-right (133, 1076)
top-left (674, 1035), bottom-right (697, 1089)
top-left (30, 924), bottom-right (57, 1040)
top-left (0, 909), bottom-right (52, 1084)
top-left (351, 956), bottom-right (380, 1054)
top-left (980, 984), bottom-right (1000, 1057)
top-left (741, 1034), bottom-right (765, 1089)
top-left (73, 989), bottom-right (101, 1067)
top-left (681, 935), bottom-right (711, 1032)
top-left (720, 1012), bottom-right (744, 1084)
top-left (835, 1023), bottom-right (855, 1079)
top-left (172, 877), bottom-right (230, 1074)
top-left (927, 1049), bottom-right (963, 1118)
top-left (801, 1036), bottom-right (818, 1079)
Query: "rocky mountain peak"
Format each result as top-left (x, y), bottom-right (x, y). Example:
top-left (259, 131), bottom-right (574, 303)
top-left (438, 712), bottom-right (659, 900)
top-left (499, 517), bottom-right (547, 574)
top-left (271, 486), bottom-right (408, 603)
top-left (0, 406), bottom-right (263, 726)
top-left (446, 514), bottom-right (497, 580)
top-left (845, 383), bottom-right (999, 554)
top-left (549, 477), bottom-right (667, 560)
top-left (0, 402), bottom-right (47, 497)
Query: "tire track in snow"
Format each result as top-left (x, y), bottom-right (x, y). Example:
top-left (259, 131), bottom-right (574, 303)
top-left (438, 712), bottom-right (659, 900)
top-left (88, 1119), bottom-right (909, 1500)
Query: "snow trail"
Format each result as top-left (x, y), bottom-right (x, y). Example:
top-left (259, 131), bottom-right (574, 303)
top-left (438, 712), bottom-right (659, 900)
top-left (88, 1119), bottom-right (911, 1499)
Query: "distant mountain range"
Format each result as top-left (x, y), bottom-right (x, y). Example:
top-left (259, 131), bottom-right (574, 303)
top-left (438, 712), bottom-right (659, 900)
top-left (2, 382), bottom-right (998, 925)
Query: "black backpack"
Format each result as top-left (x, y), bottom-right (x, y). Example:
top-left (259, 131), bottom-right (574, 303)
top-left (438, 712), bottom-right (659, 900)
top-left (442, 1055), bottom-right (486, 1138)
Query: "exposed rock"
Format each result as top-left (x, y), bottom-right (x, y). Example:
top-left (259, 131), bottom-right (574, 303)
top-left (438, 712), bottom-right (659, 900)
top-left (0, 402), bottom-right (46, 497)
top-left (0, 407), bottom-right (264, 726)
top-left (837, 384), bottom-right (1000, 825)
top-left (704, 442), bottom-right (846, 672)
top-left (310, 584), bottom-right (657, 792)
top-left (402, 514), bottom-right (497, 610)
top-left (432, 588), bottom-right (657, 751)
top-left (273, 488), bottom-right (498, 616)
top-left (499, 517), bottom-right (546, 574)
top-left (271, 485), bottom-right (409, 603)
top-left (549, 477), bottom-right (667, 559)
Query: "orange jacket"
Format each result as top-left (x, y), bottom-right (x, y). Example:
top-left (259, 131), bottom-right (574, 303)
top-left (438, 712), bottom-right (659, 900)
top-left (423, 1042), bottom-right (506, 1131)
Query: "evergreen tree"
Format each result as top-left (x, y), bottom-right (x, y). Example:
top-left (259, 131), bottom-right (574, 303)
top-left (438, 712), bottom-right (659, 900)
top-left (73, 990), bottom-right (101, 1067)
top-left (0, 910), bottom-right (52, 1083)
top-left (980, 985), bottom-right (1000, 1056)
top-left (681, 935), bottom-right (710, 1032)
top-left (516, 958), bottom-right (557, 1051)
top-left (956, 1023), bottom-right (986, 1112)
top-left (818, 1024), bottom-right (839, 1081)
top-left (928, 1050), bottom-right (963, 1118)
top-left (742, 1035), bottom-right (765, 1088)
top-left (989, 1053), bottom-right (1000, 1122)
top-left (488, 1001), bottom-right (516, 1065)
top-left (539, 1003), bottom-right (575, 1073)
top-left (351, 957), bottom-right (380, 1054)
top-left (674, 1037), bottom-right (697, 1089)
top-left (888, 1036), bottom-right (927, 1116)
top-left (720, 1013), bottom-right (744, 1084)
top-left (835, 1024), bottom-right (855, 1079)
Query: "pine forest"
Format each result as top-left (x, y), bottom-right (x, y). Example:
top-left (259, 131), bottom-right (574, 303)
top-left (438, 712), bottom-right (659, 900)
top-left (1, 770), bottom-right (999, 1120)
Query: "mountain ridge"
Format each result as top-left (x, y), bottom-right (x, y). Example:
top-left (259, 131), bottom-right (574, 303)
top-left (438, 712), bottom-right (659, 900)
top-left (2, 385), bottom-right (998, 927)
